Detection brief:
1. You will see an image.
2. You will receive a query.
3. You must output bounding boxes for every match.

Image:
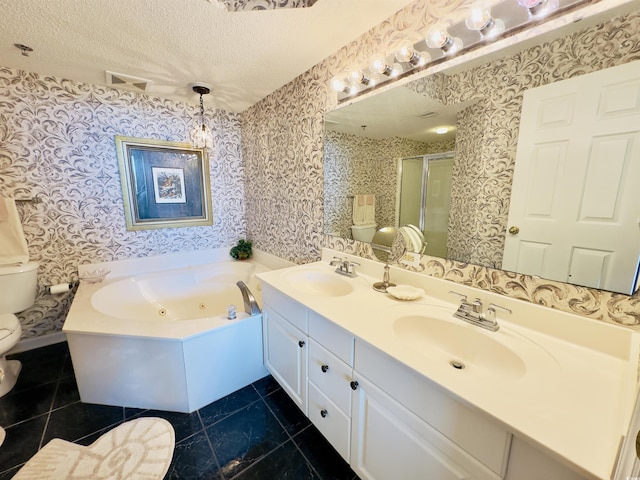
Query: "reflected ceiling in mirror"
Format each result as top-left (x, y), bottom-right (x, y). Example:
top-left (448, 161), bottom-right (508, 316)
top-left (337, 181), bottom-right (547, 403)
top-left (323, 4), bottom-right (640, 294)
top-left (325, 87), bottom-right (475, 143)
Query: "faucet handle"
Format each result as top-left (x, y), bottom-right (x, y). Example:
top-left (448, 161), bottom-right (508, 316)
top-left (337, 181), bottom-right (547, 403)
top-left (449, 291), bottom-right (467, 303)
top-left (344, 260), bottom-right (359, 276)
top-left (330, 256), bottom-right (344, 265)
top-left (488, 303), bottom-right (512, 315)
top-left (485, 303), bottom-right (512, 321)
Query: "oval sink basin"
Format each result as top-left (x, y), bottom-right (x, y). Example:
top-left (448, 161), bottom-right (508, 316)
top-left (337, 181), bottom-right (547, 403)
top-left (393, 314), bottom-right (527, 380)
top-left (284, 270), bottom-right (354, 297)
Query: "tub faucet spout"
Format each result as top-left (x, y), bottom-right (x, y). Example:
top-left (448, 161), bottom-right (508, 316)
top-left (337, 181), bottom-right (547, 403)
top-left (236, 281), bottom-right (261, 315)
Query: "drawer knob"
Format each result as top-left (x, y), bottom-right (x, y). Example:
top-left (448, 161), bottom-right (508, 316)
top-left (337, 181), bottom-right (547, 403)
top-left (320, 409), bottom-right (328, 418)
top-left (350, 381), bottom-right (359, 391)
top-left (298, 340), bottom-right (305, 348)
top-left (321, 364), bottom-right (329, 373)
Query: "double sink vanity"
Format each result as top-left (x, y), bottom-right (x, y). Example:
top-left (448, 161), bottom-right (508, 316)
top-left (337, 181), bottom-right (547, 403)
top-left (256, 248), bottom-right (639, 480)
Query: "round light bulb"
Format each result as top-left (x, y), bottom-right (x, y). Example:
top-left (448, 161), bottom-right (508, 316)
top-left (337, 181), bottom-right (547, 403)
top-left (517, 0), bottom-right (558, 17)
top-left (465, 8), bottom-right (492, 31)
top-left (350, 70), bottom-right (373, 86)
top-left (466, 9), bottom-right (505, 38)
top-left (390, 63), bottom-right (403, 78)
top-left (426, 27), bottom-right (463, 55)
top-left (485, 18), bottom-right (505, 38)
top-left (425, 28), bottom-right (449, 49)
top-left (330, 76), bottom-right (347, 93)
top-left (448, 37), bottom-right (463, 54)
top-left (395, 42), bottom-right (418, 63)
top-left (517, 0), bottom-right (542, 8)
top-left (369, 54), bottom-right (390, 75)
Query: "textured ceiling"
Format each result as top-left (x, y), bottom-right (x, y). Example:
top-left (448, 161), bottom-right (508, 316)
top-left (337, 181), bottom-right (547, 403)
top-left (0, 0), bottom-right (414, 112)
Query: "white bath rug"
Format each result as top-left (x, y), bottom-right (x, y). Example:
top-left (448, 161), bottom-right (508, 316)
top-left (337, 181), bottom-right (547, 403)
top-left (13, 417), bottom-right (175, 479)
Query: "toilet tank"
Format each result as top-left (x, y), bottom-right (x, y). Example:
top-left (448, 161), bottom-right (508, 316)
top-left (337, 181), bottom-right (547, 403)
top-left (0, 262), bottom-right (38, 313)
top-left (351, 224), bottom-right (377, 242)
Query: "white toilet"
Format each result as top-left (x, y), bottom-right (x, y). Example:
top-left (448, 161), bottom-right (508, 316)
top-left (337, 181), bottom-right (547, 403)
top-left (351, 223), bottom-right (377, 243)
top-left (0, 262), bottom-right (38, 397)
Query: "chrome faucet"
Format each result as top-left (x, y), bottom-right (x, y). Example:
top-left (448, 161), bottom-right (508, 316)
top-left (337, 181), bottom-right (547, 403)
top-left (448, 291), bottom-right (511, 332)
top-left (329, 257), bottom-right (360, 278)
top-left (236, 281), bottom-right (261, 315)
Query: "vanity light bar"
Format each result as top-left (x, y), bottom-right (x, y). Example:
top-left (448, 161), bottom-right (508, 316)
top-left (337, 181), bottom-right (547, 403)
top-left (331, 0), bottom-right (575, 100)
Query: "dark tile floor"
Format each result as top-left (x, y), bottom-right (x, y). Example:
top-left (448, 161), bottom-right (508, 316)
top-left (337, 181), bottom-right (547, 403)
top-left (0, 342), bottom-right (359, 479)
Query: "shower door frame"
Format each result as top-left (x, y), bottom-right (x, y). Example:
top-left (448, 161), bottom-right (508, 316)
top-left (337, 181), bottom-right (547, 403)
top-left (395, 151), bottom-right (454, 233)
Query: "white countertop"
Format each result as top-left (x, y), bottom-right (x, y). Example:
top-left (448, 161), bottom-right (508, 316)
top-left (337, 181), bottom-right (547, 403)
top-left (256, 248), bottom-right (639, 480)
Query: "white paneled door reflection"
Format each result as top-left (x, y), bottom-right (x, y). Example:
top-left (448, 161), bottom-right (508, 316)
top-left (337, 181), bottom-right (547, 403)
top-left (503, 60), bottom-right (640, 294)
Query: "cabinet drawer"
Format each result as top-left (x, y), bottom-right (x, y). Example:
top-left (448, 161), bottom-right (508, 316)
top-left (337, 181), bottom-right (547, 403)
top-left (308, 310), bottom-right (354, 365)
top-left (262, 283), bottom-right (307, 333)
top-left (308, 339), bottom-right (352, 414)
top-left (355, 340), bottom-right (511, 476)
top-left (308, 381), bottom-right (351, 462)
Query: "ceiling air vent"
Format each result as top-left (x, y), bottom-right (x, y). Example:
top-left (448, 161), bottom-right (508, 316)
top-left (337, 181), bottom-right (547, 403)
top-left (417, 111), bottom-right (437, 119)
top-left (105, 71), bottom-right (152, 92)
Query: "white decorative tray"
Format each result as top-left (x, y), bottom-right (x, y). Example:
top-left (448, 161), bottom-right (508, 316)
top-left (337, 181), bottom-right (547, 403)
top-left (387, 285), bottom-right (424, 301)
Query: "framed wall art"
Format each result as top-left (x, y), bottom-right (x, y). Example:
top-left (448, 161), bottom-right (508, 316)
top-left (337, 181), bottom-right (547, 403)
top-left (115, 136), bottom-right (212, 230)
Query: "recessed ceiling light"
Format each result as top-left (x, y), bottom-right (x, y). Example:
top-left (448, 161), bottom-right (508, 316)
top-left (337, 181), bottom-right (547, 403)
top-left (435, 127), bottom-right (449, 134)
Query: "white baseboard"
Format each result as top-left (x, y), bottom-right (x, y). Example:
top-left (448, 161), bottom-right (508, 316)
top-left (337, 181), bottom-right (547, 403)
top-left (10, 332), bottom-right (67, 354)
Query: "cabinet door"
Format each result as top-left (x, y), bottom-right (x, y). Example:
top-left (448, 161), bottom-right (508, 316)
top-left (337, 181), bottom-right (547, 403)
top-left (263, 308), bottom-right (307, 414)
top-left (350, 376), bottom-right (501, 480)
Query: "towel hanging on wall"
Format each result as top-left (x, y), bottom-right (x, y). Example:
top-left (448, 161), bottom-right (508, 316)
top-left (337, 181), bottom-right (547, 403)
top-left (353, 194), bottom-right (376, 225)
top-left (0, 198), bottom-right (29, 265)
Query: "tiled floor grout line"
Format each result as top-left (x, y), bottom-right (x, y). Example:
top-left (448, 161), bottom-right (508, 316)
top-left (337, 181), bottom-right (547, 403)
top-left (196, 409), bottom-right (224, 479)
top-left (290, 423), bottom-right (329, 480)
top-left (256, 389), bottom-right (328, 479)
top-left (37, 363), bottom-right (66, 450)
top-left (227, 436), bottom-right (297, 480)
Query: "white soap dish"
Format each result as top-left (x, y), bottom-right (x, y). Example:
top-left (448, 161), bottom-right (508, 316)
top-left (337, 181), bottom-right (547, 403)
top-left (79, 269), bottom-right (110, 284)
top-left (387, 285), bottom-right (424, 301)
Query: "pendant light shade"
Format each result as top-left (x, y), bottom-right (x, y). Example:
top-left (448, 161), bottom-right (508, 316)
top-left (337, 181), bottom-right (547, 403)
top-left (190, 84), bottom-right (214, 152)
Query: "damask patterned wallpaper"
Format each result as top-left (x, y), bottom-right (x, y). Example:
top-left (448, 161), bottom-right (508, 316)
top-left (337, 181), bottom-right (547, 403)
top-left (216, 0), bottom-right (318, 10)
top-left (324, 130), bottom-right (441, 238)
top-left (0, 69), bottom-right (246, 338)
top-left (241, 4), bottom-right (640, 326)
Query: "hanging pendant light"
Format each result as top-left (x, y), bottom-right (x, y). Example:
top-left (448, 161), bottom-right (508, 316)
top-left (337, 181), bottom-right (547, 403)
top-left (190, 84), bottom-right (214, 152)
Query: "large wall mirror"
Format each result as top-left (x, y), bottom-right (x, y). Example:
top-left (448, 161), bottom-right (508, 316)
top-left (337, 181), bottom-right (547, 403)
top-left (324, 2), bottom-right (640, 295)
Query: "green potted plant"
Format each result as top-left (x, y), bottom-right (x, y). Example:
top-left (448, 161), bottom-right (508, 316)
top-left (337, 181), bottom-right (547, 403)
top-left (230, 239), bottom-right (253, 260)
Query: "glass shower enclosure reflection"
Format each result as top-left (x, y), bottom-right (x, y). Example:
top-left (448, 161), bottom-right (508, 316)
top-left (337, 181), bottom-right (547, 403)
top-left (397, 152), bottom-right (454, 258)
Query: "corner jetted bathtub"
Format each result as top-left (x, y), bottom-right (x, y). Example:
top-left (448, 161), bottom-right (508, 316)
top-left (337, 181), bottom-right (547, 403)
top-left (64, 250), bottom-right (275, 413)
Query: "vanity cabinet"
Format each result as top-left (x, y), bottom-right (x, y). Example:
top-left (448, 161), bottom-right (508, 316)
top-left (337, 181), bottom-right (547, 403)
top-left (258, 260), bottom-right (613, 480)
top-left (261, 284), bottom-right (587, 479)
top-left (261, 285), bottom-right (511, 479)
top-left (262, 285), bottom-right (308, 414)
